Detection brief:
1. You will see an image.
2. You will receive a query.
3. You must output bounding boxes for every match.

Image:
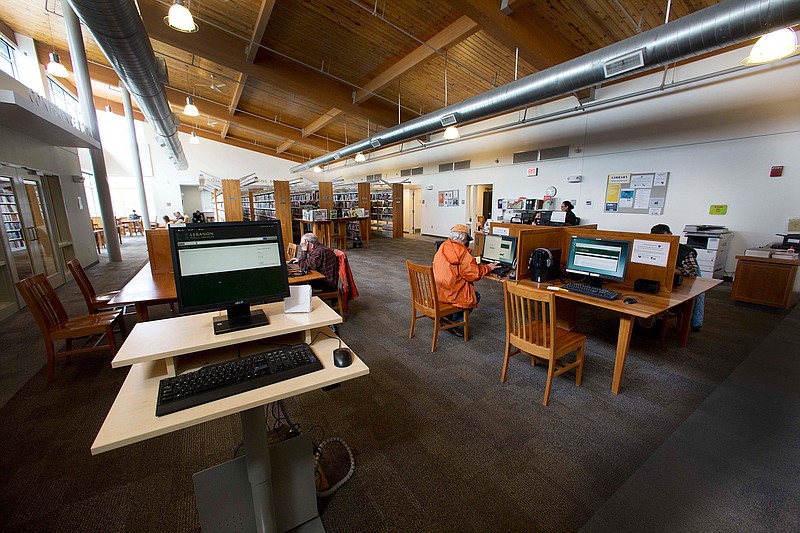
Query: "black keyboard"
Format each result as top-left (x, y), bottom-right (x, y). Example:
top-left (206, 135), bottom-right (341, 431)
top-left (156, 343), bottom-right (323, 416)
top-left (561, 282), bottom-right (621, 301)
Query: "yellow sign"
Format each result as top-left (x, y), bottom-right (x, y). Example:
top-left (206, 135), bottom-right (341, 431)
top-left (709, 205), bottom-right (727, 215)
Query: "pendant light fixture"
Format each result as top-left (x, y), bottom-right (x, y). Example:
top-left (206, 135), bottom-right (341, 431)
top-left (184, 96), bottom-right (199, 117)
top-left (164, 0), bottom-right (199, 33)
top-left (354, 152), bottom-right (366, 162)
top-left (189, 130), bottom-right (200, 144)
top-left (45, 15), bottom-right (69, 78)
top-left (441, 52), bottom-right (458, 140)
top-left (743, 28), bottom-right (799, 65)
top-left (313, 166), bottom-right (322, 173)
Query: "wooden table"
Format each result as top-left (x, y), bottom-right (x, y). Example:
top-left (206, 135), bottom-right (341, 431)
top-left (92, 298), bottom-right (368, 532)
top-left (516, 277), bottom-right (721, 394)
top-left (731, 255), bottom-right (800, 309)
top-left (109, 263), bottom-right (326, 322)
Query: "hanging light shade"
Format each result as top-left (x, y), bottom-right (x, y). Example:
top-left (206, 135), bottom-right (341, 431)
top-left (313, 166), bottom-right (322, 173)
top-left (46, 52), bottom-right (69, 78)
top-left (189, 131), bottom-right (200, 144)
top-left (354, 152), bottom-right (366, 163)
top-left (104, 104), bottom-right (113, 113)
top-left (443, 125), bottom-right (460, 140)
top-left (184, 96), bottom-right (199, 117)
top-left (743, 28), bottom-right (799, 65)
top-left (164, 0), bottom-right (198, 33)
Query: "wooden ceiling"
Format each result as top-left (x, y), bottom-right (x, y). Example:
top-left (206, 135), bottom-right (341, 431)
top-left (0, 0), bottom-right (728, 164)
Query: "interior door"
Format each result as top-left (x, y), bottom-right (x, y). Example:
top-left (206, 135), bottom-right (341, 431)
top-left (0, 166), bottom-right (62, 298)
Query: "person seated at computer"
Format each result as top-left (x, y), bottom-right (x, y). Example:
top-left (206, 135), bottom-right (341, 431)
top-left (639, 224), bottom-right (704, 332)
top-left (532, 211), bottom-right (543, 225)
top-left (161, 214), bottom-right (171, 227)
top-left (172, 211), bottom-right (186, 224)
top-left (129, 209), bottom-right (141, 220)
top-left (191, 210), bottom-right (205, 223)
top-left (561, 201), bottom-right (578, 226)
top-left (433, 224), bottom-right (500, 337)
top-left (289, 232), bottom-right (339, 292)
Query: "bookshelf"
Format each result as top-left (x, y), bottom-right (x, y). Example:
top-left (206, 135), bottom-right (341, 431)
top-left (370, 183), bottom-right (403, 239)
top-left (0, 185), bottom-right (24, 251)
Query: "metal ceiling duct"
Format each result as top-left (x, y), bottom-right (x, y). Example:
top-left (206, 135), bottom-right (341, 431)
top-left (64, 0), bottom-right (188, 170)
top-left (291, 0), bottom-right (800, 173)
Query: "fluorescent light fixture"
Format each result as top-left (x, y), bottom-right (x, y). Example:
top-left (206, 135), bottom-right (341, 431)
top-left (46, 52), bottom-right (69, 78)
top-left (743, 28), bottom-right (799, 65)
top-left (289, 178), bottom-right (304, 184)
top-left (189, 131), bottom-right (200, 144)
top-left (354, 152), bottom-right (366, 162)
top-left (164, 0), bottom-right (198, 33)
top-left (240, 175), bottom-right (259, 186)
top-left (444, 125), bottom-right (460, 140)
top-left (313, 166), bottom-right (322, 173)
top-left (184, 96), bottom-right (199, 117)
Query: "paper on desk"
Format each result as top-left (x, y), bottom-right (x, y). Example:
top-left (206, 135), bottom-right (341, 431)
top-left (632, 239), bottom-right (670, 267)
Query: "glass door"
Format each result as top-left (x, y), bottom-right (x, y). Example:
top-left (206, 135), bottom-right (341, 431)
top-left (0, 165), bottom-right (63, 304)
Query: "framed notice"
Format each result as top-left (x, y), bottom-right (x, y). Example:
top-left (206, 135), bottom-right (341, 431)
top-left (605, 172), bottom-right (670, 214)
top-left (438, 189), bottom-right (459, 207)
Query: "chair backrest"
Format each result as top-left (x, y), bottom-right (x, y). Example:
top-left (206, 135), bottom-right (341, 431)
top-left (286, 242), bottom-right (297, 260)
top-left (15, 274), bottom-right (69, 340)
top-left (406, 260), bottom-right (441, 315)
top-left (67, 259), bottom-right (98, 309)
top-left (503, 281), bottom-right (556, 358)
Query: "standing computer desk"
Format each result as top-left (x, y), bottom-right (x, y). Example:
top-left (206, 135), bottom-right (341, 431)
top-left (514, 277), bottom-right (721, 394)
top-left (92, 298), bottom-right (369, 533)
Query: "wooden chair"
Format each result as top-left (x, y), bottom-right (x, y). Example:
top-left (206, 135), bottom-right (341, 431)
top-left (501, 281), bottom-right (586, 406)
top-left (67, 259), bottom-right (123, 315)
top-left (317, 282), bottom-right (343, 318)
top-left (15, 274), bottom-right (126, 382)
top-left (286, 242), bottom-right (297, 261)
top-left (406, 260), bottom-right (468, 352)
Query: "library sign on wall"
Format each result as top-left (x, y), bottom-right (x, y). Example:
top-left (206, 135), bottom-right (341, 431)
top-left (604, 172), bottom-right (670, 215)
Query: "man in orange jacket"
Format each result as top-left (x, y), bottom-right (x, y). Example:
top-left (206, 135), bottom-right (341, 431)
top-left (433, 224), bottom-right (500, 337)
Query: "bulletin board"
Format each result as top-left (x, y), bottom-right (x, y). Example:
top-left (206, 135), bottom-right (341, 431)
top-left (604, 172), bottom-right (669, 215)
top-left (438, 189), bottom-right (459, 207)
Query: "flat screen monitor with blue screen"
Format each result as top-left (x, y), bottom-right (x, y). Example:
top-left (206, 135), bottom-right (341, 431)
top-left (565, 236), bottom-right (630, 284)
top-left (170, 220), bottom-right (290, 334)
top-left (482, 234), bottom-right (517, 266)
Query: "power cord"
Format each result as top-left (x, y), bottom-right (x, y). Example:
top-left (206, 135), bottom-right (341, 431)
top-left (314, 437), bottom-right (355, 498)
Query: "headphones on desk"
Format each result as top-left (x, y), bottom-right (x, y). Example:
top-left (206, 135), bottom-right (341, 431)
top-left (530, 247), bottom-right (554, 268)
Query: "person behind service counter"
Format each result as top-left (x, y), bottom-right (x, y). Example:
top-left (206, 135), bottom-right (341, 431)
top-left (561, 201), bottom-right (577, 226)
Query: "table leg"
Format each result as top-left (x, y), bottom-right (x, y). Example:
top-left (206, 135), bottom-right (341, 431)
top-left (241, 406), bottom-right (278, 533)
top-left (556, 298), bottom-right (577, 331)
top-left (135, 302), bottom-right (150, 322)
top-left (612, 314), bottom-right (635, 395)
top-left (677, 297), bottom-right (694, 348)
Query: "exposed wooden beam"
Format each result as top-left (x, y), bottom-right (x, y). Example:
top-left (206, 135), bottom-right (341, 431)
top-left (137, 2), bottom-right (412, 128)
top-left (245, 0), bottom-right (276, 63)
top-left (0, 18), bottom-right (17, 46)
top-left (303, 108), bottom-right (342, 137)
top-left (228, 73), bottom-right (247, 115)
top-left (220, 121), bottom-right (231, 139)
top-left (499, 0), bottom-right (528, 15)
top-left (38, 46), bottom-right (342, 153)
top-left (353, 16), bottom-right (478, 104)
top-left (442, 0), bottom-right (581, 70)
top-left (276, 140), bottom-right (293, 154)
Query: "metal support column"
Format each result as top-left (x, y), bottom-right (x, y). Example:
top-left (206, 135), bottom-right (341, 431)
top-left (120, 84), bottom-right (151, 230)
top-left (63, 4), bottom-right (122, 261)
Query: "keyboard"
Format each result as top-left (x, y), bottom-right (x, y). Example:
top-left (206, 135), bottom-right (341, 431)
top-left (561, 282), bottom-right (621, 301)
top-left (156, 343), bottom-right (323, 416)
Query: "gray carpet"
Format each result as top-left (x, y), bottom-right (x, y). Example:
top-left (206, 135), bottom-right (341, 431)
top-left (0, 234), bottom-right (793, 532)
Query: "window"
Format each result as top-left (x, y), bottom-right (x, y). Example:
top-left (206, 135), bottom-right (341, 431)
top-left (0, 38), bottom-right (16, 79)
top-left (47, 77), bottom-right (83, 126)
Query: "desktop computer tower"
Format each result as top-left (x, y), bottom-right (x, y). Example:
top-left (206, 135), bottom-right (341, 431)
top-left (529, 248), bottom-right (561, 283)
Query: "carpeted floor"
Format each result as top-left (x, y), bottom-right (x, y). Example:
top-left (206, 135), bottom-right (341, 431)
top-left (0, 234), bottom-right (792, 532)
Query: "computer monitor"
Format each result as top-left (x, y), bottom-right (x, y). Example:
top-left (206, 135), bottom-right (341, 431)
top-left (170, 220), bottom-right (290, 335)
top-left (565, 236), bottom-right (630, 286)
top-left (549, 210), bottom-right (567, 224)
top-left (482, 234), bottom-right (518, 266)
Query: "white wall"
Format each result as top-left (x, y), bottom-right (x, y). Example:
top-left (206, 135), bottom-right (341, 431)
top-left (311, 49), bottom-right (800, 275)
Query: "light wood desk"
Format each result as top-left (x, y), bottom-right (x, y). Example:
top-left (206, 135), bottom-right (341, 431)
top-left (516, 277), bottom-right (721, 394)
top-left (93, 298), bottom-right (368, 533)
top-left (109, 263), bottom-right (325, 322)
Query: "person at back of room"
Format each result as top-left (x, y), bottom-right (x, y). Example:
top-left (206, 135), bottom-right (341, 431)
top-left (433, 224), bottom-right (500, 337)
top-left (290, 232), bottom-right (339, 292)
top-left (561, 201), bottom-right (578, 226)
top-left (640, 223), bottom-right (704, 332)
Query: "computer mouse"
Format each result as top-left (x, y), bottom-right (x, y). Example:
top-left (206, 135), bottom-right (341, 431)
top-left (623, 297), bottom-right (637, 304)
top-left (333, 347), bottom-right (353, 368)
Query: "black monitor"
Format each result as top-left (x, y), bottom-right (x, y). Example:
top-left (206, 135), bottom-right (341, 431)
top-left (170, 220), bottom-right (290, 335)
top-left (565, 236), bottom-right (630, 287)
top-left (482, 234), bottom-right (518, 266)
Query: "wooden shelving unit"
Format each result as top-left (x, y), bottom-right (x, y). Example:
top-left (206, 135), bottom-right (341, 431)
top-left (370, 183), bottom-right (403, 238)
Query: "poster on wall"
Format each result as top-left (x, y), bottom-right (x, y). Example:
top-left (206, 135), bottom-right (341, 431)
top-left (438, 189), bottom-right (459, 207)
top-left (605, 172), bottom-right (669, 214)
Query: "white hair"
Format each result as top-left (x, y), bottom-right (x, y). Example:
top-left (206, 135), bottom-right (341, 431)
top-left (302, 233), bottom-right (319, 245)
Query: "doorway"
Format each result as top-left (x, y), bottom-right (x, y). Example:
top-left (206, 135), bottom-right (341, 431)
top-left (403, 188), bottom-right (422, 235)
top-left (0, 165), bottom-right (63, 304)
top-left (467, 184), bottom-right (493, 233)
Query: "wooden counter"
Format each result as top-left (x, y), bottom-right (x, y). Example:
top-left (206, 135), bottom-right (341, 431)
top-left (731, 255), bottom-right (800, 309)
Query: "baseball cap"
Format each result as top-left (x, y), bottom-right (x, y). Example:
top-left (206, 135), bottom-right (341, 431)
top-left (450, 224), bottom-right (473, 243)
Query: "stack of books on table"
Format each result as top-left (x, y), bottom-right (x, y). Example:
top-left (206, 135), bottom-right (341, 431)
top-left (771, 249), bottom-right (799, 260)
